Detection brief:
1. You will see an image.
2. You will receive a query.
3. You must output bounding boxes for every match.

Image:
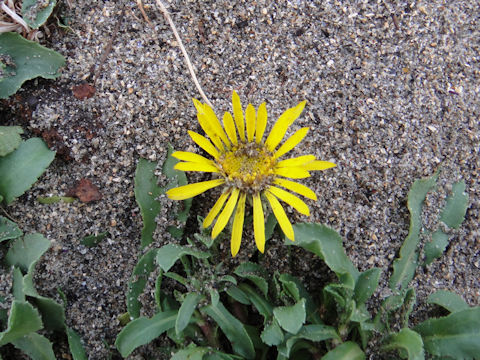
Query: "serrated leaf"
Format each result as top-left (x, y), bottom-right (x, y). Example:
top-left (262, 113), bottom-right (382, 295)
top-left (156, 244), bottom-right (210, 272)
top-left (176, 292), bottom-right (202, 335)
top-left (0, 216), bottom-right (22, 242)
top-left (22, 0), bottom-right (57, 29)
top-left (80, 231), bottom-right (109, 247)
top-left (0, 33), bottom-right (65, 99)
top-left (414, 307), bottom-right (480, 359)
top-left (426, 290), bottom-right (469, 313)
top-left (203, 301), bottom-right (255, 359)
top-left (5, 233), bottom-right (50, 273)
top-left (382, 328), bottom-right (425, 360)
top-left (440, 181), bottom-right (468, 229)
top-left (0, 126), bottom-right (23, 156)
top-left (11, 332), bottom-right (55, 360)
top-left (321, 341), bottom-right (365, 360)
top-left (354, 268), bottom-right (381, 305)
top-left (424, 230), bottom-right (449, 265)
top-left (390, 174), bottom-right (437, 290)
top-left (287, 223), bottom-right (359, 287)
top-left (66, 327), bottom-right (88, 360)
top-left (0, 138), bottom-right (55, 204)
top-left (278, 273), bottom-right (300, 301)
top-left (278, 324), bottom-right (340, 358)
top-left (134, 158), bottom-right (162, 248)
top-left (237, 283), bottom-right (273, 321)
top-left (115, 310), bottom-right (177, 357)
top-left (273, 299), bottom-right (306, 335)
top-left (402, 288), bottom-right (416, 328)
top-left (234, 262), bottom-right (268, 297)
top-left (0, 301), bottom-right (43, 346)
top-left (277, 273), bottom-right (318, 322)
top-left (261, 319), bottom-right (284, 346)
top-left (127, 249), bottom-right (158, 319)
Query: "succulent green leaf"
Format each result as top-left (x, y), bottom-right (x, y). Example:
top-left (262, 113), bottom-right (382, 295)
top-left (440, 181), bottom-right (468, 229)
top-left (127, 249), bottom-right (158, 319)
top-left (176, 292), bottom-right (202, 335)
top-left (426, 290), bottom-right (469, 313)
top-left (0, 138), bottom-right (55, 204)
top-left (66, 327), bottom-right (88, 360)
top-left (0, 126), bottom-right (23, 156)
top-left (354, 267), bottom-right (381, 305)
top-left (382, 328), bottom-right (425, 360)
top-left (203, 301), bottom-right (255, 359)
top-left (21, 0), bottom-right (57, 29)
top-left (12, 267), bottom-right (25, 302)
top-left (414, 307), bottom-right (480, 359)
top-left (390, 174), bottom-right (437, 290)
top-left (115, 310), bottom-right (177, 357)
top-left (0, 33), bottom-right (65, 99)
top-left (234, 262), bottom-right (268, 297)
top-left (278, 324), bottom-right (340, 358)
top-left (5, 233), bottom-right (50, 273)
top-left (321, 341), bottom-right (365, 360)
top-left (156, 244), bottom-right (210, 272)
top-left (288, 223), bottom-right (359, 287)
top-left (402, 288), bottom-right (417, 328)
top-left (424, 230), bottom-right (449, 265)
top-left (134, 158), bottom-right (162, 248)
top-left (261, 319), bottom-right (284, 346)
top-left (11, 332), bottom-right (55, 360)
top-left (226, 286), bottom-right (251, 305)
top-left (273, 298), bottom-right (306, 335)
top-left (0, 216), bottom-right (23, 242)
top-left (277, 273), bottom-right (318, 322)
top-left (278, 273), bottom-right (300, 301)
top-left (80, 231), bottom-right (109, 248)
top-left (0, 301), bottom-right (43, 346)
top-left (238, 283), bottom-right (273, 321)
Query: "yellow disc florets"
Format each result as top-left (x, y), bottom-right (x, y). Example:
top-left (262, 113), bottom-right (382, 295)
top-left (218, 141), bottom-right (276, 194)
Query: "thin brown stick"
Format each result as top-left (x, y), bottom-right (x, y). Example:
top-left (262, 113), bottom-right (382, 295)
top-left (154, 0), bottom-right (213, 108)
top-left (136, 0), bottom-right (153, 28)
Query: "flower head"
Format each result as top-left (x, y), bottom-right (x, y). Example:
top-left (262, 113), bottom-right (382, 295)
top-left (167, 91), bottom-right (336, 257)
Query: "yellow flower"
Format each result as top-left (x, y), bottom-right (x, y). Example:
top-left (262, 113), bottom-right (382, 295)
top-left (166, 91), bottom-right (336, 257)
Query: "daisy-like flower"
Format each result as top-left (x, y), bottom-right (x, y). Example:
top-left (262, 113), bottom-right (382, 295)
top-left (166, 91), bottom-right (336, 257)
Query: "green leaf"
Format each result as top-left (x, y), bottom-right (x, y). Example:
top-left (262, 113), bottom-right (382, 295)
top-left (5, 233), bottom-right (50, 273)
top-left (0, 126), bottom-right (23, 156)
top-left (203, 301), bottom-right (255, 359)
top-left (273, 299), bottom-right (306, 335)
top-left (288, 223), bottom-right (359, 287)
top-left (0, 138), bottom-right (55, 204)
top-left (237, 283), bottom-right (273, 321)
top-left (426, 290), bottom-right (469, 313)
top-left (321, 341), bottom-right (365, 360)
top-left (265, 212), bottom-right (277, 240)
top-left (0, 32), bottom-right (65, 99)
top-left (234, 262), bottom-right (269, 297)
top-left (354, 268), bottom-right (381, 305)
top-left (277, 273), bottom-right (318, 322)
top-left (390, 174), bottom-right (437, 290)
top-left (66, 327), bottom-right (88, 360)
top-left (22, 0), bottom-right (57, 29)
top-left (134, 158), bottom-right (162, 248)
top-left (0, 301), bottom-right (43, 346)
top-left (37, 196), bottom-right (75, 204)
top-left (115, 310), bottom-right (177, 357)
top-left (0, 216), bottom-right (23, 242)
top-left (415, 307), bottom-right (480, 359)
top-left (382, 328), bottom-right (425, 360)
top-left (261, 319), bottom-right (284, 346)
top-left (12, 267), bottom-right (25, 301)
top-left (440, 181), bottom-right (468, 229)
top-left (127, 249), bottom-right (158, 319)
top-left (176, 293), bottom-right (202, 335)
top-left (226, 286), bottom-right (251, 305)
top-left (11, 332), bottom-right (55, 360)
top-left (80, 231), bottom-right (109, 247)
top-left (278, 324), bottom-right (340, 358)
top-left (156, 244), bottom-right (210, 272)
top-left (171, 345), bottom-right (209, 360)
top-left (424, 230), bottom-right (449, 265)
top-left (278, 273), bottom-right (300, 301)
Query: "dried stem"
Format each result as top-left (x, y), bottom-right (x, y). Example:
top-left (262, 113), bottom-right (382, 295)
top-left (0, 1), bottom-right (29, 33)
top-left (154, 0), bottom-right (213, 108)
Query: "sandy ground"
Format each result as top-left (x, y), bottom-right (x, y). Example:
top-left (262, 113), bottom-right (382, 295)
top-left (1, 0), bottom-right (479, 358)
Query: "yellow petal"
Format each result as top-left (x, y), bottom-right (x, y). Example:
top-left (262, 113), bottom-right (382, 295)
top-left (192, 98), bottom-right (205, 114)
top-left (265, 100), bottom-right (306, 151)
top-left (188, 131), bottom-right (220, 159)
top-left (212, 188), bottom-right (240, 239)
top-left (232, 91), bottom-right (245, 142)
top-left (255, 102), bottom-right (267, 144)
top-left (198, 113), bottom-right (224, 151)
top-left (172, 151), bottom-right (214, 164)
top-left (174, 162), bottom-right (219, 173)
top-left (276, 155), bottom-right (316, 168)
top-left (274, 127), bottom-right (309, 159)
top-left (303, 160), bottom-right (337, 171)
top-left (203, 104), bottom-right (230, 147)
top-left (264, 191), bottom-right (294, 240)
top-left (223, 112), bottom-right (237, 145)
top-left (268, 186), bottom-right (310, 216)
top-left (274, 166), bottom-right (311, 179)
top-left (246, 103), bottom-right (256, 142)
top-left (166, 179), bottom-right (224, 200)
top-left (253, 193), bottom-right (265, 253)
top-left (274, 178), bottom-right (317, 200)
top-left (231, 192), bottom-right (246, 257)
top-left (203, 189), bottom-right (231, 228)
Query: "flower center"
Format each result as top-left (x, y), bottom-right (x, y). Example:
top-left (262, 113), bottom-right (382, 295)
top-left (218, 142), bottom-right (276, 194)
